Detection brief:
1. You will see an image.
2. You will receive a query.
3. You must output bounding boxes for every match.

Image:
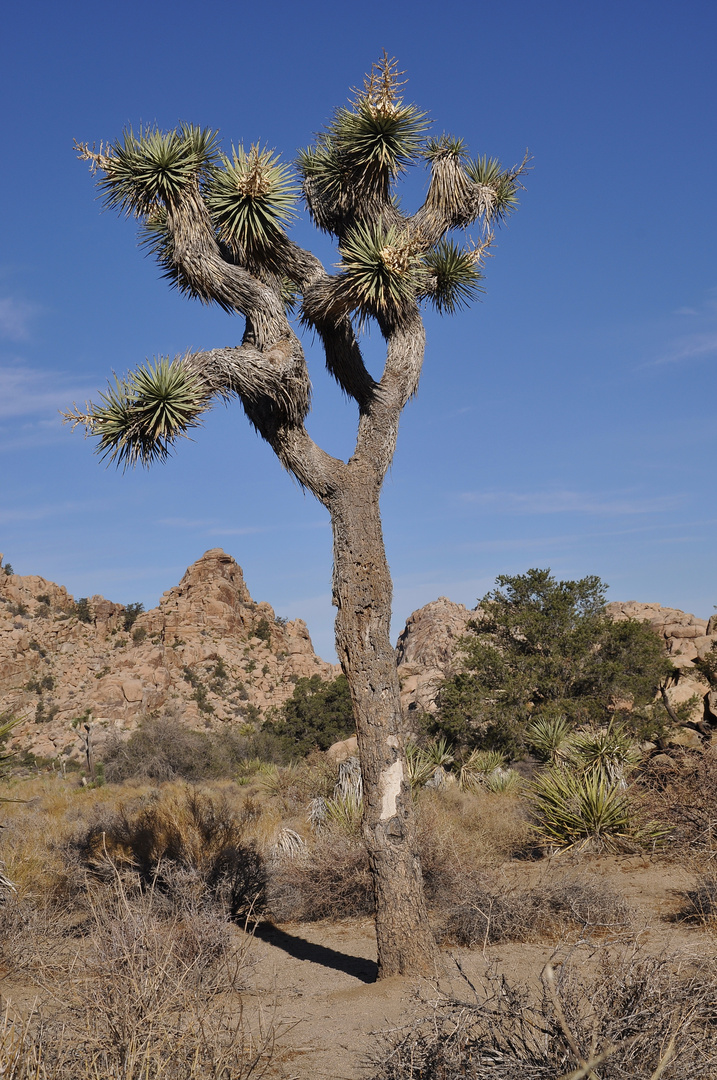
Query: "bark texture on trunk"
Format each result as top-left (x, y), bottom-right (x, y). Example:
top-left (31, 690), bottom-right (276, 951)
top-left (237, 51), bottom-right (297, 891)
top-left (329, 472), bottom-right (439, 977)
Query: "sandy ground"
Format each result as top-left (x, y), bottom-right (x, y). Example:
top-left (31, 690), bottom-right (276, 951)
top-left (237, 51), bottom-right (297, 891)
top-left (1, 853), bottom-right (714, 1079)
top-left (238, 854), bottom-right (717, 1079)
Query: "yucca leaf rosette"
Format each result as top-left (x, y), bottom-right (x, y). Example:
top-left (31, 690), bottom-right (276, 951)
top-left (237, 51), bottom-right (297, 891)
top-left (297, 54), bottom-right (428, 232)
top-left (65, 358), bottom-right (209, 469)
top-left (422, 239), bottom-right (485, 314)
top-left (206, 144), bottom-right (298, 256)
top-left (465, 154), bottom-right (522, 222)
top-left (83, 125), bottom-right (219, 218)
top-left (328, 220), bottom-right (424, 319)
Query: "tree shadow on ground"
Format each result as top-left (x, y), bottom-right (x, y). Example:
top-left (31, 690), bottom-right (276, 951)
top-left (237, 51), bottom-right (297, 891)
top-left (252, 922), bottom-right (378, 983)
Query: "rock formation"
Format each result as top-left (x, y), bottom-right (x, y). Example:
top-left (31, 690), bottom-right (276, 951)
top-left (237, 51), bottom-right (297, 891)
top-left (0, 549), bottom-right (337, 761)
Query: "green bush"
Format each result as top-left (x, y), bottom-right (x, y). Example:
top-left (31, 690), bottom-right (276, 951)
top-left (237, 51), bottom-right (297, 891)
top-left (434, 569), bottom-right (672, 755)
top-left (266, 674), bottom-right (355, 758)
top-left (74, 598), bottom-right (93, 623)
top-left (122, 601), bottom-right (144, 631)
top-left (254, 618), bottom-right (272, 644)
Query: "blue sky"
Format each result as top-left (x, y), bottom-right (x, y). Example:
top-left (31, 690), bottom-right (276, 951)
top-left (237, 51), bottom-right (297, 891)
top-left (1, 0), bottom-right (715, 661)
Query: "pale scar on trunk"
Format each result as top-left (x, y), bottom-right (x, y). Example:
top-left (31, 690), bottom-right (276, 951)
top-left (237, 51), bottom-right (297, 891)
top-left (379, 759), bottom-right (404, 820)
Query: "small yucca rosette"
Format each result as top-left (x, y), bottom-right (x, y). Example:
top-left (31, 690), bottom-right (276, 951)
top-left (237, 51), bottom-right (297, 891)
top-left (95, 125), bottom-right (218, 218)
top-left (207, 144), bottom-right (298, 253)
top-left (71, 358), bottom-right (209, 469)
top-left (465, 153), bottom-right (522, 223)
top-left (422, 239), bottom-right (485, 314)
top-left (333, 219), bottom-right (424, 317)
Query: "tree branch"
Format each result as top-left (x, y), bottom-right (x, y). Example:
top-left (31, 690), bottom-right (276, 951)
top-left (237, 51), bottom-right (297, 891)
top-left (184, 345), bottom-right (344, 499)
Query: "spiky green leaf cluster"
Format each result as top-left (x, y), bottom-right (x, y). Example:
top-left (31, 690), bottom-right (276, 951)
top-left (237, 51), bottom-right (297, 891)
top-left (423, 135), bottom-right (467, 162)
top-left (332, 220), bottom-right (424, 317)
top-left (76, 358), bottom-right (209, 469)
top-left (465, 154), bottom-right (521, 222)
top-left (422, 240), bottom-right (484, 313)
top-left (98, 125), bottom-right (218, 217)
top-left (206, 144), bottom-right (298, 254)
top-left (0, 714), bottom-right (21, 777)
top-left (529, 766), bottom-right (664, 853)
top-left (297, 56), bottom-right (428, 233)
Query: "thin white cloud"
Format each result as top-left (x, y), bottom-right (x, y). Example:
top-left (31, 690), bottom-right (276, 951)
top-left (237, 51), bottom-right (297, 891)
top-left (0, 500), bottom-right (90, 524)
top-left (0, 364), bottom-right (95, 419)
top-left (458, 489), bottom-right (681, 515)
top-left (653, 330), bottom-right (717, 366)
top-left (0, 298), bottom-right (38, 341)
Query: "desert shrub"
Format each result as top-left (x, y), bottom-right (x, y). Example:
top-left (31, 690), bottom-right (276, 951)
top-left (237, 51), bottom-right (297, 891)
top-left (74, 597), bottom-right (93, 623)
top-left (528, 766), bottom-right (664, 853)
top-left (369, 950), bottom-right (717, 1079)
top-left (676, 874), bottom-right (717, 924)
top-left (122, 601), bottom-right (144, 631)
top-left (71, 786), bottom-right (266, 920)
top-left (638, 747), bottom-right (717, 852)
top-left (438, 875), bottom-right (631, 946)
top-left (268, 802), bottom-right (460, 922)
top-left (267, 674), bottom-right (355, 758)
top-left (131, 625), bottom-right (147, 644)
top-left (267, 830), bottom-right (374, 921)
top-left (101, 713), bottom-right (271, 782)
top-left (0, 880), bottom-right (274, 1079)
top-left (253, 617), bottom-right (272, 644)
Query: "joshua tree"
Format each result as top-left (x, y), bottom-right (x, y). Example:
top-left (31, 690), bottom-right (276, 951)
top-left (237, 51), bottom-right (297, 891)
top-left (68, 56), bottom-right (523, 976)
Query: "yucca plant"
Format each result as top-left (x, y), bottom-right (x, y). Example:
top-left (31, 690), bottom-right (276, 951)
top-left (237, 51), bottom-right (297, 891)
top-left (568, 723), bottom-right (642, 784)
top-left (528, 765), bottom-right (664, 853)
top-left (405, 742), bottom-right (437, 790)
top-left (322, 792), bottom-right (364, 835)
top-left (72, 53), bottom-right (525, 978)
top-left (458, 748), bottom-right (506, 792)
top-left (526, 713), bottom-right (575, 763)
top-left (65, 357), bottom-right (209, 469)
top-left (485, 768), bottom-right (523, 795)
top-left (207, 143), bottom-right (298, 256)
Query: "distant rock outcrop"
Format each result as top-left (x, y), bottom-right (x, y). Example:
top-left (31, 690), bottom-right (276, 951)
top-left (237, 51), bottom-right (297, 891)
top-left (0, 549), bottom-right (338, 761)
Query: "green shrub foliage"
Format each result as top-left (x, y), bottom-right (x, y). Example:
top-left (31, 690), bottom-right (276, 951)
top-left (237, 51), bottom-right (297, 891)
top-left (267, 675), bottom-right (355, 758)
top-left (434, 569), bottom-right (672, 755)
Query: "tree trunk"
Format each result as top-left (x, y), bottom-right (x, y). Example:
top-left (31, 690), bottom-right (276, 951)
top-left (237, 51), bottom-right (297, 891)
top-left (329, 469), bottom-right (439, 978)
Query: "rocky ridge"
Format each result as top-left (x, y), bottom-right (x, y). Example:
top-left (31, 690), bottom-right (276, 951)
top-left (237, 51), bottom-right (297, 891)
top-left (0, 549), bottom-right (338, 761)
top-left (396, 596), bottom-right (717, 732)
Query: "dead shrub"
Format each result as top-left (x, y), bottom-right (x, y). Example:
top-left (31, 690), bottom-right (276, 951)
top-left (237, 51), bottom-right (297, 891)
top-left (267, 803), bottom-right (461, 923)
top-left (370, 949), bottom-right (717, 1079)
top-left (437, 874), bottom-right (632, 947)
top-left (101, 713), bottom-right (254, 783)
top-left (70, 786), bottom-right (266, 920)
top-left (0, 878), bottom-right (277, 1079)
top-left (676, 873), bottom-right (717, 925)
top-left (267, 829), bottom-right (374, 921)
top-left (638, 747), bottom-right (717, 853)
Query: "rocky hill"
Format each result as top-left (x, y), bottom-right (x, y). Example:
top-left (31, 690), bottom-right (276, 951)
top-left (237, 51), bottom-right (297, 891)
top-left (3, 547), bottom-right (716, 763)
top-left (0, 549), bottom-right (338, 761)
top-left (396, 596), bottom-right (717, 731)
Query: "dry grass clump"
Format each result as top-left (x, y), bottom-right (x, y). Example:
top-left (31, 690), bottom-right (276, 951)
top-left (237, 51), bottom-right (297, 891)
top-left (370, 950), bottom-right (717, 1079)
top-left (437, 874), bottom-right (632, 947)
top-left (0, 876), bottom-right (277, 1079)
top-left (69, 785), bottom-right (267, 920)
top-left (676, 873), bottom-right (717, 925)
top-left (638, 747), bottom-right (717, 854)
top-left (267, 829), bottom-right (374, 921)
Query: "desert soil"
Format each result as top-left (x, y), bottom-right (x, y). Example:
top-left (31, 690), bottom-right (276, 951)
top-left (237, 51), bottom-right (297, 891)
top-left (237, 854), bottom-right (716, 1079)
